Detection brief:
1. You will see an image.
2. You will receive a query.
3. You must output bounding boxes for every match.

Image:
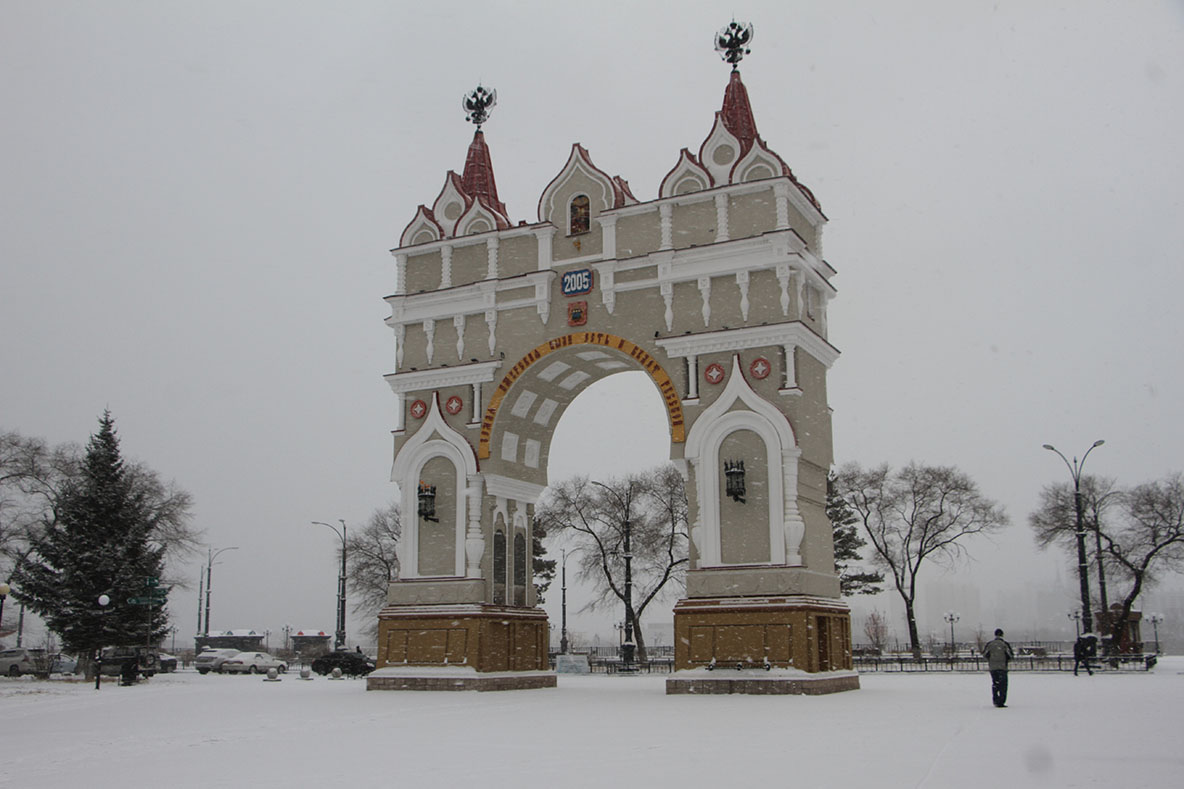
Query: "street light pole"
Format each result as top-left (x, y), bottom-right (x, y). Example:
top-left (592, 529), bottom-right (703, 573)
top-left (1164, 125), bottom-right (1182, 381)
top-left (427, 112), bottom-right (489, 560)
top-left (560, 549), bottom-right (574, 654)
top-left (944, 611), bottom-right (960, 655)
top-left (204, 546), bottom-right (239, 638)
top-left (312, 520), bottom-right (348, 650)
top-left (1043, 440), bottom-right (1104, 636)
top-left (1147, 613), bottom-right (1164, 655)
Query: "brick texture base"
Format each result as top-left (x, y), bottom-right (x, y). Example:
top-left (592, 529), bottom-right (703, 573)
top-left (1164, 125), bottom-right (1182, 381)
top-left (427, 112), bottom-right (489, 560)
top-left (367, 673), bottom-right (557, 692)
top-left (665, 673), bottom-right (860, 695)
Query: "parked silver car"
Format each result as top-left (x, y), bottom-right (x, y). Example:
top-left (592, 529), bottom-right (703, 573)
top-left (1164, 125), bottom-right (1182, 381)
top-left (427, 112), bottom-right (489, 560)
top-left (194, 648), bottom-right (240, 674)
top-left (221, 651), bottom-right (287, 674)
top-left (0, 648), bottom-right (50, 677)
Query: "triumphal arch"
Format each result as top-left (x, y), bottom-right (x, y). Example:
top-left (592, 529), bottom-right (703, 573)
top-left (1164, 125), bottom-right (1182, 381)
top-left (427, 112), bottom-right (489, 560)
top-left (369, 26), bottom-right (857, 694)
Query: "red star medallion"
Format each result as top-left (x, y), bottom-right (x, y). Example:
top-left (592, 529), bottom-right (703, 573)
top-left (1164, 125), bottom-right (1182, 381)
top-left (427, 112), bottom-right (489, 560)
top-left (409, 399), bottom-right (427, 419)
top-left (749, 357), bottom-right (771, 380)
top-left (704, 363), bottom-right (726, 385)
top-left (445, 395), bottom-right (464, 415)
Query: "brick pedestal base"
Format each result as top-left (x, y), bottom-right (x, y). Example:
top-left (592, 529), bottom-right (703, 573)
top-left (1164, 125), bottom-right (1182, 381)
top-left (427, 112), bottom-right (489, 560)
top-left (669, 595), bottom-right (857, 695)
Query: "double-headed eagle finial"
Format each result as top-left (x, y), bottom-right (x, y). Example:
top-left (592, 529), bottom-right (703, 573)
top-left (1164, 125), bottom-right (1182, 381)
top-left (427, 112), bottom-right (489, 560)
top-left (715, 21), bottom-right (754, 70)
top-left (462, 84), bottom-right (497, 129)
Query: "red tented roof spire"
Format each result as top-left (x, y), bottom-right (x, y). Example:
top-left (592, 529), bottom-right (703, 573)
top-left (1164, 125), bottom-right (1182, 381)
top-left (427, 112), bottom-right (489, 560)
top-left (720, 69), bottom-right (758, 156)
top-left (461, 130), bottom-right (507, 216)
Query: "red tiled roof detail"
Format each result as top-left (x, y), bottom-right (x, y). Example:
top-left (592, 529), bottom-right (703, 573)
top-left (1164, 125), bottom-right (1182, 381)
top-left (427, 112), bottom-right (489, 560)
top-left (461, 130), bottom-right (507, 216)
top-left (720, 70), bottom-right (758, 156)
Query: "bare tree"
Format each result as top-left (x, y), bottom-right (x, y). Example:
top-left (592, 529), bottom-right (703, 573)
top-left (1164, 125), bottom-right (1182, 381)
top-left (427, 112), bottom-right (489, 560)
top-left (1029, 473), bottom-right (1184, 651)
top-left (343, 502), bottom-right (401, 642)
top-left (1100, 474), bottom-right (1184, 651)
top-left (863, 610), bottom-right (888, 652)
top-left (834, 462), bottom-right (1009, 658)
top-left (534, 464), bottom-right (689, 662)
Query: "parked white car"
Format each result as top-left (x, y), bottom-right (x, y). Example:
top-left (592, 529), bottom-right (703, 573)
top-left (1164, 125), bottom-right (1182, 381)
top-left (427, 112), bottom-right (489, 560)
top-left (194, 648), bottom-right (240, 674)
top-left (221, 651), bottom-right (287, 674)
top-left (0, 648), bottom-right (50, 677)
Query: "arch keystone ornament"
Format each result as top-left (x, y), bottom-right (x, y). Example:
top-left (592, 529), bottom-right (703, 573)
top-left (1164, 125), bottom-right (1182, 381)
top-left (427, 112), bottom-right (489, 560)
top-left (374, 28), bottom-right (855, 694)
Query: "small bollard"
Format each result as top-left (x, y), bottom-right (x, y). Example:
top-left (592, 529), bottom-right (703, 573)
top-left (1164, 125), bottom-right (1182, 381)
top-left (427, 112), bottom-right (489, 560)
top-left (329, 667), bottom-right (344, 680)
top-left (264, 667), bottom-right (281, 682)
top-left (299, 666), bottom-right (313, 680)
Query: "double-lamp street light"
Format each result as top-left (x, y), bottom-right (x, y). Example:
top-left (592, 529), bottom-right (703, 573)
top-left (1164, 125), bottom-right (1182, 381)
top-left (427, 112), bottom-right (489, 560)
top-left (203, 546), bottom-right (239, 638)
top-left (312, 519), bottom-right (347, 651)
top-left (1043, 440), bottom-right (1104, 637)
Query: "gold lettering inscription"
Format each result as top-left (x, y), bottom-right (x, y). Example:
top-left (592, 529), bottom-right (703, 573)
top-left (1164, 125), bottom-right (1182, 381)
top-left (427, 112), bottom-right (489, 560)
top-left (477, 333), bottom-right (686, 458)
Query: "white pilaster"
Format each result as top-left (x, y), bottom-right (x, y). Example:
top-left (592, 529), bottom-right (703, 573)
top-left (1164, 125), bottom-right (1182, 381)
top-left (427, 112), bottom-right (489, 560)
top-left (714, 193), bottom-right (729, 243)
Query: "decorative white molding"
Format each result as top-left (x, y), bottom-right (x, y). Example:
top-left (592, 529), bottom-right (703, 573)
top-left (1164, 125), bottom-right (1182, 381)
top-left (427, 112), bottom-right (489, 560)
top-left (773, 181), bottom-right (791, 230)
top-left (655, 322), bottom-right (840, 370)
top-left (659, 149), bottom-right (712, 198)
top-left (484, 473), bottom-right (546, 505)
top-left (393, 324), bottom-right (406, 368)
top-left (440, 244), bottom-right (453, 289)
top-left (395, 253), bottom-right (408, 295)
top-left (465, 475), bottom-right (485, 578)
top-left (537, 144), bottom-right (617, 224)
top-left (698, 276), bottom-right (712, 327)
top-left (714, 193), bottom-right (729, 243)
top-left (485, 309), bottom-right (497, 357)
top-left (423, 319), bottom-right (435, 365)
top-left (776, 263), bottom-right (792, 317)
top-left (384, 360), bottom-right (501, 395)
top-left (736, 270), bottom-right (750, 322)
top-left (661, 281), bottom-right (674, 331)
top-left (659, 203), bottom-right (673, 251)
top-left (600, 214), bottom-right (617, 260)
top-left (453, 314), bottom-right (465, 360)
top-left (698, 114), bottom-right (743, 187)
top-left (683, 356), bottom-right (798, 568)
top-left (391, 394), bottom-right (478, 578)
top-left (534, 227), bottom-right (554, 271)
top-left (486, 236), bottom-right (499, 280)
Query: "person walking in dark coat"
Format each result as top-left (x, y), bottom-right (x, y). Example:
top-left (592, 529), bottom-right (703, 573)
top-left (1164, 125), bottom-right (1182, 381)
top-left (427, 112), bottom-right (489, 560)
top-left (1073, 634), bottom-right (1096, 676)
top-left (982, 628), bottom-right (1014, 707)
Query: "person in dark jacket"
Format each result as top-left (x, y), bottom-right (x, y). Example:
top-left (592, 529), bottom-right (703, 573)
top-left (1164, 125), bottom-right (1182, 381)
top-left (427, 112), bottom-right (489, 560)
top-left (982, 628), bottom-right (1014, 707)
top-left (1073, 634), bottom-right (1096, 676)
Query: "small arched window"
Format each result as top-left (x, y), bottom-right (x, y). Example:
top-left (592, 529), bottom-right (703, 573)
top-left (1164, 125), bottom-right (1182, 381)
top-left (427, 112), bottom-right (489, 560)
top-left (569, 195), bottom-right (590, 235)
top-left (493, 530), bottom-right (507, 604)
top-left (513, 532), bottom-right (527, 606)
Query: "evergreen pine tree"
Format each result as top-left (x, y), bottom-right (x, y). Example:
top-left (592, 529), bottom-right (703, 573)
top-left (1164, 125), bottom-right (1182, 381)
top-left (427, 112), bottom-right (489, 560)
top-left (828, 470), bottom-right (884, 596)
top-left (13, 412), bottom-right (169, 659)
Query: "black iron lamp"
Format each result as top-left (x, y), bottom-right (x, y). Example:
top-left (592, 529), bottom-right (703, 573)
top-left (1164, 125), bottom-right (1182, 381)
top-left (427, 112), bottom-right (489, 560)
top-left (417, 482), bottom-right (439, 522)
top-left (724, 460), bottom-right (746, 503)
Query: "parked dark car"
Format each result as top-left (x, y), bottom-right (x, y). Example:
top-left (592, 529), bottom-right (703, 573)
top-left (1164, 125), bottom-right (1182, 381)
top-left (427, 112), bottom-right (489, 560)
top-left (311, 650), bottom-right (376, 677)
top-left (157, 653), bottom-right (178, 673)
top-left (98, 646), bottom-right (159, 678)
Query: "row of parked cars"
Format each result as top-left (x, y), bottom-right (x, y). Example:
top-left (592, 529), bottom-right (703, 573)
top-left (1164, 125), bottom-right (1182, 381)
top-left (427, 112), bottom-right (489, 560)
top-left (195, 648), bottom-right (376, 676)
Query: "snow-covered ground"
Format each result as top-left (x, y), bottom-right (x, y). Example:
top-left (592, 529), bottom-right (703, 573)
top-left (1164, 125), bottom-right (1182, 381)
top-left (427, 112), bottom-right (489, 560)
top-left (3, 660), bottom-right (1182, 788)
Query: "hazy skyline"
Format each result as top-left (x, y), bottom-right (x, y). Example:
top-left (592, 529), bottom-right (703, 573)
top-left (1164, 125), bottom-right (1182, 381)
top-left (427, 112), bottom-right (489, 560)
top-left (3, 1), bottom-right (1182, 649)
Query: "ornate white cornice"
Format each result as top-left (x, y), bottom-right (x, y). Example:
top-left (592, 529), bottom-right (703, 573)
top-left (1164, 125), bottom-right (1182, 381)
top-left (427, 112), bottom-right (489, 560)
top-left (483, 473), bottom-right (546, 504)
top-left (385, 271), bottom-right (556, 329)
top-left (654, 322), bottom-right (840, 369)
top-left (384, 360), bottom-right (502, 394)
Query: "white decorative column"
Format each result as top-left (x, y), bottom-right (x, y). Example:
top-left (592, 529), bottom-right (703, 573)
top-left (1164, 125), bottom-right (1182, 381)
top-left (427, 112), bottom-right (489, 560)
top-left (441, 244), bottom-right (453, 288)
top-left (486, 237), bottom-right (499, 280)
top-left (485, 309), bottom-right (497, 356)
top-left (465, 476), bottom-right (485, 579)
top-left (454, 314), bottom-right (466, 360)
top-left (535, 227), bottom-right (554, 271)
top-left (423, 319), bottom-right (435, 365)
top-left (698, 277), bottom-right (712, 327)
top-left (781, 448), bottom-right (805, 565)
top-left (736, 271), bottom-right (750, 321)
top-left (782, 343), bottom-right (798, 390)
top-left (394, 324), bottom-right (406, 367)
top-left (714, 193), bottom-right (729, 243)
top-left (601, 214), bottom-right (618, 260)
top-left (395, 253), bottom-right (408, 295)
top-left (686, 355), bottom-right (699, 400)
top-left (773, 181), bottom-right (791, 230)
top-left (660, 203), bottom-right (673, 250)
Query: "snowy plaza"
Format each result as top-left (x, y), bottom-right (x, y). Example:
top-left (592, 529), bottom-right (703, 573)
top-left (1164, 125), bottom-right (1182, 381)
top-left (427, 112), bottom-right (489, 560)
top-left (3, 660), bottom-right (1182, 788)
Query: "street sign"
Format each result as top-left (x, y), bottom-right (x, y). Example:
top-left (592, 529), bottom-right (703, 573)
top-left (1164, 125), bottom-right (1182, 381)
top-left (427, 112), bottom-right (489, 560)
top-left (144, 577), bottom-right (159, 588)
top-left (128, 591), bottom-right (168, 606)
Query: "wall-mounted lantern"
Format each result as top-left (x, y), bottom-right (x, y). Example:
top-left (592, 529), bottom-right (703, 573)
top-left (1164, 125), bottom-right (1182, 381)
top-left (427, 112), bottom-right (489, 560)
top-left (417, 481), bottom-right (439, 522)
top-left (724, 460), bottom-right (746, 503)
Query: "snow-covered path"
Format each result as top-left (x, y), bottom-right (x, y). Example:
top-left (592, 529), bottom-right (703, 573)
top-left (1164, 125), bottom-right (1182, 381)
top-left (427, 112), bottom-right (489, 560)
top-left (3, 661), bottom-right (1181, 788)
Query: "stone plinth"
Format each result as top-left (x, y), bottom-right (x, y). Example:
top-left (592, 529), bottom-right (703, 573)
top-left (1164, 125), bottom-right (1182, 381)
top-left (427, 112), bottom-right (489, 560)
top-left (666, 670), bottom-right (859, 695)
top-left (669, 594), bottom-right (855, 694)
top-left (371, 603), bottom-right (551, 691)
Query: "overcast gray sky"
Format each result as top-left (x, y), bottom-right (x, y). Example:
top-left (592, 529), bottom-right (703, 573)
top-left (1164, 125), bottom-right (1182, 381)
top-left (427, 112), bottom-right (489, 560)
top-left (3, 1), bottom-right (1182, 648)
